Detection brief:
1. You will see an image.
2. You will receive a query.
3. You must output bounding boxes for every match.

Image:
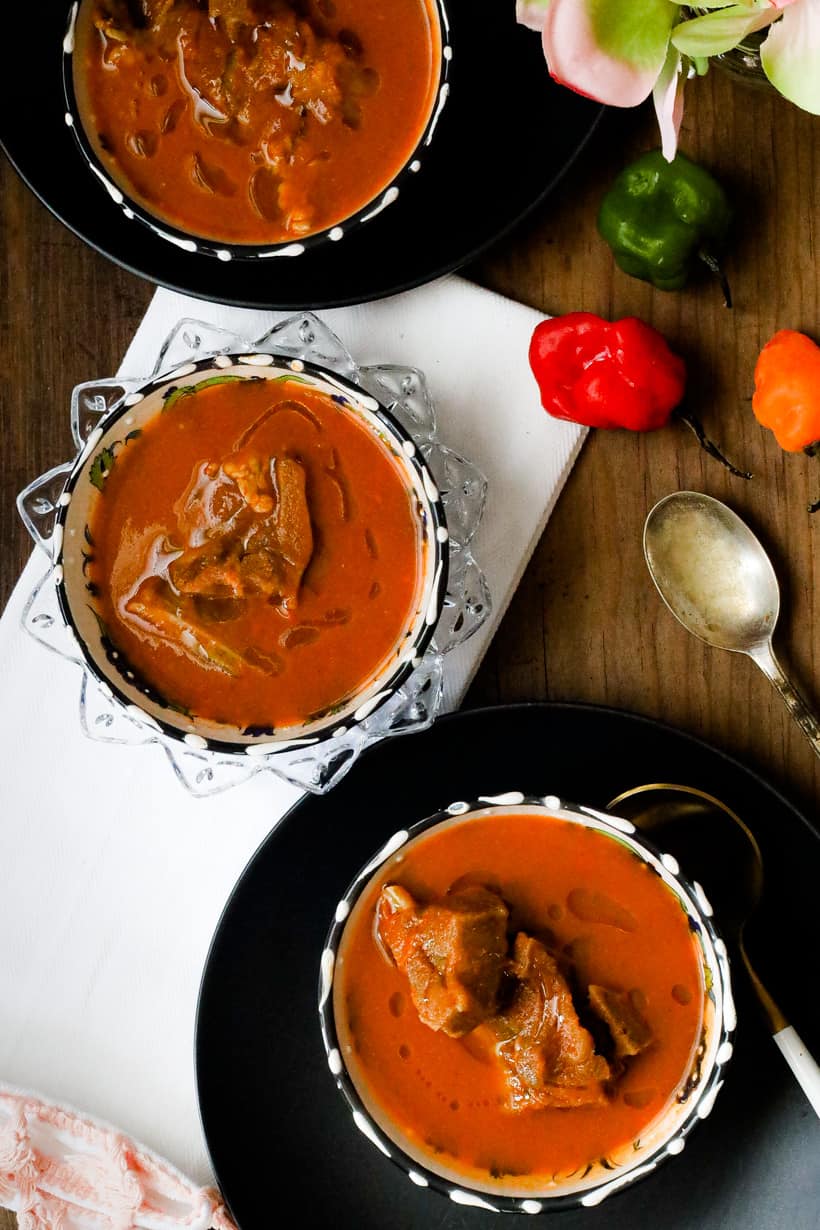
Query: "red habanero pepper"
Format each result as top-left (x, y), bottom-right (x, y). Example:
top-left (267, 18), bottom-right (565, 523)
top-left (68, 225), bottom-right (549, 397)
top-left (528, 312), bottom-right (750, 477)
top-left (529, 312), bottom-right (685, 430)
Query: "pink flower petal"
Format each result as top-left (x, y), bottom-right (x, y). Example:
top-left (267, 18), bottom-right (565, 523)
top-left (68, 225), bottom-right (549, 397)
top-left (543, 0), bottom-right (670, 106)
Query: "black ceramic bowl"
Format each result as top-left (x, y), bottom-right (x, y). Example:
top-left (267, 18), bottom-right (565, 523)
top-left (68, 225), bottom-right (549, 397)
top-left (61, 0), bottom-right (452, 262)
top-left (47, 352), bottom-right (449, 756)
top-left (319, 793), bottom-right (735, 1214)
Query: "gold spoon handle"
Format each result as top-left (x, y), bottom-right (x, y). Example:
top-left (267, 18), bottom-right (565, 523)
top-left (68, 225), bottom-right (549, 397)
top-left (740, 942), bottom-right (787, 1034)
top-left (742, 944), bottom-right (820, 1118)
top-left (748, 642), bottom-right (820, 760)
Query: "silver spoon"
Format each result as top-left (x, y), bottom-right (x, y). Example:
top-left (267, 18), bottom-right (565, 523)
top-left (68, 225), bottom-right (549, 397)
top-left (644, 492), bottom-right (820, 760)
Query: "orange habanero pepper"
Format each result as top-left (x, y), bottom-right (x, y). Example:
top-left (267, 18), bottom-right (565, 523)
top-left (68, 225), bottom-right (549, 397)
top-left (752, 329), bottom-right (820, 453)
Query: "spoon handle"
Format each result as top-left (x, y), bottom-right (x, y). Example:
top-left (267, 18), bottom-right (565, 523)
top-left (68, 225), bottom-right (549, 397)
top-left (743, 952), bottom-right (820, 1116)
top-left (748, 643), bottom-right (820, 760)
top-left (773, 1026), bottom-right (820, 1118)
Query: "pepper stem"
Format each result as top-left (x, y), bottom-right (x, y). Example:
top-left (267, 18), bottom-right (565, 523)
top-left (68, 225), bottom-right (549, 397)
top-left (677, 411), bottom-right (752, 479)
top-left (802, 444), bottom-right (820, 513)
top-left (698, 250), bottom-right (732, 309)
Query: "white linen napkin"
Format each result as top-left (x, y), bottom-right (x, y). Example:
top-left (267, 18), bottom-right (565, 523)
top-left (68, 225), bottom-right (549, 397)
top-left (0, 276), bottom-right (584, 1184)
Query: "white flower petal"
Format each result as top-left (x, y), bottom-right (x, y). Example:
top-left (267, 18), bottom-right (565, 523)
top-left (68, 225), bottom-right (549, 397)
top-left (673, 4), bottom-right (781, 57)
top-left (653, 47), bottom-right (687, 160)
top-left (516, 0), bottom-right (550, 33)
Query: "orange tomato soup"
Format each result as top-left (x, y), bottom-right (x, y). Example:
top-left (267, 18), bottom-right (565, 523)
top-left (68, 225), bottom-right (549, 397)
top-left (73, 0), bottom-right (441, 244)
top-left (334, 812), bottom-right (705, 1191)
top-left (88, 377), bottom-right (422, 730)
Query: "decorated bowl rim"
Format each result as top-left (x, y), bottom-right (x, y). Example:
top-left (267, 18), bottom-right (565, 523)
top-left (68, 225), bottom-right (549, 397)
top-left (317, 792), bottom-right (735, 1214)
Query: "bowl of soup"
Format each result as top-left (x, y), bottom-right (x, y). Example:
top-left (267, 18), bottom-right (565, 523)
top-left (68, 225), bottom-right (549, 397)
top-left (320, 794), bottom-right (735, 1212)
top-left (63, 0), bottom-right (449, 258)
top-left (50, 352), bottom-right (448, 754)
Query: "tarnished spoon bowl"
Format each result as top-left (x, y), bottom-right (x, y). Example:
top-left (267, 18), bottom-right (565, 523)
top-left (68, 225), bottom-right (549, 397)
top-left (644, 491), bottom-right (778, 651)
top-left (644, 492), bottom-right (820, 759)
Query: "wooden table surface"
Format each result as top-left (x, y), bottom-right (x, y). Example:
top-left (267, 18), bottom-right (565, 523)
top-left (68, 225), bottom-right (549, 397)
top-left (0, 61), bottom-right (818, 1228)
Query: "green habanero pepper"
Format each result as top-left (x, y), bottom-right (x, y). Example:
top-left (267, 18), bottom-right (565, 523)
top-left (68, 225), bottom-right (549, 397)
top-left (597, 149), bottom-right (733, 306)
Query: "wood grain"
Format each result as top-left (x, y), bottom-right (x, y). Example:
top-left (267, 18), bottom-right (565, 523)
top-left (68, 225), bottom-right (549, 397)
top-left (470, 70), bottom-right (820, 817)
top-left (0, 63), bottom-right (818, 1225)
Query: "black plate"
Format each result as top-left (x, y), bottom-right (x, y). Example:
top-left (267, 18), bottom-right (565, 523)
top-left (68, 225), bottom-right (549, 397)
top-left (0, 3), bottom-right (601, 310)
top-left (196, 703), bottom-right (820, 1230)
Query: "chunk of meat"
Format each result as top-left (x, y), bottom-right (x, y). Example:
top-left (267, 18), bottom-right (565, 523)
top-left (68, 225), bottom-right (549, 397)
top-left (141, 0), bottom-right (177, 25)
top-left (223, 455), bottom-right (275, 514)
top-left (185, 8), bottom-right (346, 123)
top-left (239, 456), bottom-right (313, 603)
top-left (170, 538), bottom-right (245, 598)
top-left (126, 577), bottom-right (252, 676)
top-left (92, 0), bottom-right (144, 42)
top-left (170, 455), bottom-right (313, 609)
top-left (208, 0), bottom-right (259, 40)
top-left (588, 986), bottom-right (653, 1059)
top-left (96, 0), bottom-right (379, 238)
top-left (494, 934), bottom-right (610, 1111)
top-left (377, 885), bottom-right (509, 1038)
top-left (95, 0), bottom-right (176, 34)
top-left (173, 459), bottom-right (244, 544)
